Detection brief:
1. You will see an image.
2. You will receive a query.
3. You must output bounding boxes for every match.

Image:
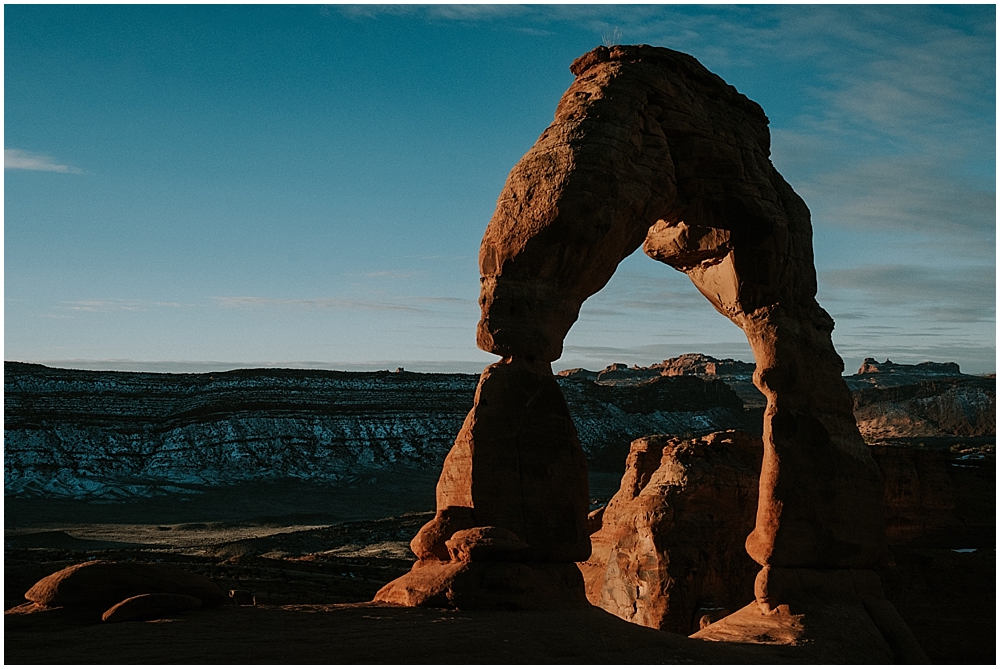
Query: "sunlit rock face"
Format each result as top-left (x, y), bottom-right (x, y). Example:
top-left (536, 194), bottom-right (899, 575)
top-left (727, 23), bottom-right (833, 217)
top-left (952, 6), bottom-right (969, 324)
top-left (581, 431), bottom-right (763, 634)
top-left (415, 358), bottom-right (591, 564)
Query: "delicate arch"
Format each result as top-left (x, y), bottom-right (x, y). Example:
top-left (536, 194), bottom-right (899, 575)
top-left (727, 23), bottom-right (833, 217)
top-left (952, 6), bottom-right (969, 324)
top-left (476, 45), bottom-right (887, 572)
top-left (377, 45), bottom-right (888, 614)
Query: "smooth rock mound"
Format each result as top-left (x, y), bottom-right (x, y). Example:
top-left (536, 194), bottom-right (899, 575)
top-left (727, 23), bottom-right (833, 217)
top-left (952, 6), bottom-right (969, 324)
top-left (25, 560), bottom-right (226, 608)
top-left (101, 593), bottom-right (204, 623)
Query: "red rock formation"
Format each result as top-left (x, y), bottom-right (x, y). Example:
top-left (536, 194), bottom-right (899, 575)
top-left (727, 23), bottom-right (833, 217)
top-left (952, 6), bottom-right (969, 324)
top-left (581, 431), bottom-right (762, 634)
top-left (375, 358), bottom-right (591, 609)
top-left (853, 378), bottom-right (996, 439)
top-left (382, 44), bottom-right (897, 640)
top-left (872, 443), bottom-right (995, 549)
top-left (101, 593), bottom-right (203, 623)
top-left (653, 353), bottom-right (755, 377)
top-left (857, 358), bottom-right (962, 376)
top-left (25, 561), bottom-right (226, 608)
top-left (477, 43), bottom-right (888, 574)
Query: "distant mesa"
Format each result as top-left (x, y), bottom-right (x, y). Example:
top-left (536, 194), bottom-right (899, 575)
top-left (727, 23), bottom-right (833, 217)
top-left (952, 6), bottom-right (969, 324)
top-left (857, 357), bottom-right (962, 376)
top-left (558, 354), bottom-right (762, 410)
top-left (558, 353), bottom-right (755, 385)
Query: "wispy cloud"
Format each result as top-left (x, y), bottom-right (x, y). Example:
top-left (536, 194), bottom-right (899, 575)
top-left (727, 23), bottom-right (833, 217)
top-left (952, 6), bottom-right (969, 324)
top-left (339, 4), bottom-right (524, 22)
top-left (212, 296), bottom-right (430, 313)
top-left (5, 148), bottom-right (83, 173)
top-left (364, 270), bottom-right (421, 279)
top-left (818, 262), bottom-right (994, 371)
top-left (60, 299), bottom-right (184, 313)
top-left (799, 156), bottom-right (995, 238)
top-left (821, 264), bottom-right (995, 321)
top-left (578, 268), bottom-right (712, 319)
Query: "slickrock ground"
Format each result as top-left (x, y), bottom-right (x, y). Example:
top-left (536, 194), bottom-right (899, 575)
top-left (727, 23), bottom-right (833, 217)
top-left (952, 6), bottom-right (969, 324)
top-left (6, 545), bottom-right (992, 664)
top-left (5, 462), bottom-right (993, 664)
top-left (8, 601), bottom-right (827, 665)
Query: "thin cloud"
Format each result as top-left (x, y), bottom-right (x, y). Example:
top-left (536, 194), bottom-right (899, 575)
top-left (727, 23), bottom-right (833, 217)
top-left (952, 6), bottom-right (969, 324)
top-left (210, 295), bottom-right (475, 314)
top-left (364, 270), bottom-right (422, 279)
top-left (5, 148), bottom-right (83, 173)
top-left (426, 5), bottom-right (525, 22)
top-left (406, 296), bottom-right (475, 307)
top-left (822, 264), bottom-right (995, 309)
top-left (339, 4), bottom-right (524, 22)
top-left (800, 156), bottom-right (995, 239)
top-left (60, 299), bottom-right (184, 313)
top-left (212, 296), bottom-right (430, 313)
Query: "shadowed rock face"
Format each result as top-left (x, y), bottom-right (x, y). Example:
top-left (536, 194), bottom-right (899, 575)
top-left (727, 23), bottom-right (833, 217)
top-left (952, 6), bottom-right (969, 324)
top-left (383, 44), bottom-right (891, 614)
top-left (412, 359), bottom-right (591, 564)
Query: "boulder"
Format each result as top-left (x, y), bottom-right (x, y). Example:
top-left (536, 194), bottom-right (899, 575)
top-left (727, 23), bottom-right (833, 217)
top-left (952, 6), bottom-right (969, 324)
top-left (445, 527), bottom-right (529, 563)
top-left (582, 430), bottom-right (762, 634)
top-left (25, 561), bottom-right (226, 608)
top-left (101, 593), bottom-right (203, 623)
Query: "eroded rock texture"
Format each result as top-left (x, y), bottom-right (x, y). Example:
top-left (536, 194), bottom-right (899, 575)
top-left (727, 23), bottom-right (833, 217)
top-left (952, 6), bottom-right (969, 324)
top-left (25, 560), bottom-right (225, 609)
top-left (374, 359), bottom-right (591, 609)
top-left (580, 431), bottom-right (762, 634)
top-left (478, 45), bottom-right (887, 579)
top-left (383, 44), bottom-right (890, 616)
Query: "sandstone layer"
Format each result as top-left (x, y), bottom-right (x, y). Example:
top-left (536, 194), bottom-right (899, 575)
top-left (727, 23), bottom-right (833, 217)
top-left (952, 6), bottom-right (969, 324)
top-left (25, 560), bottom-right (226, 609)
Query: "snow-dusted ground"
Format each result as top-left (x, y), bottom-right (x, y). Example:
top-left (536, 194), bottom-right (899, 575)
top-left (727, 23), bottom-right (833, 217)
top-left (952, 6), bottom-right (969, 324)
top-left (5, 363), bottom-right (750, 500)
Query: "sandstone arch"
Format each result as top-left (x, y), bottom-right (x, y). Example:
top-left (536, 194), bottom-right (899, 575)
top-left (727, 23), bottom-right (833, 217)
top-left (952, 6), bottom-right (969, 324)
top-left (377, 45), bottom-right (897, 635)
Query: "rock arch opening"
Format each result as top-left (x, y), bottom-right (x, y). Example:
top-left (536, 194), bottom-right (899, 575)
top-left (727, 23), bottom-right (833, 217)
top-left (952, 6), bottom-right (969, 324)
top-left (377, 46), bottom-right (904, 645)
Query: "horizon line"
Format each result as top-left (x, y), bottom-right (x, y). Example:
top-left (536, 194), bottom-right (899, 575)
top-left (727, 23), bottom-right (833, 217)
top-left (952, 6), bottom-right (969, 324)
top-left (8, 354), bottom-right (992, 377)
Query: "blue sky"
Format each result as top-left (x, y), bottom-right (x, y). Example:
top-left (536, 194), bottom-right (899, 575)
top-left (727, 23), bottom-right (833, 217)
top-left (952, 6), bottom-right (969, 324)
top-left (4, 4), bottom-right (996, 374)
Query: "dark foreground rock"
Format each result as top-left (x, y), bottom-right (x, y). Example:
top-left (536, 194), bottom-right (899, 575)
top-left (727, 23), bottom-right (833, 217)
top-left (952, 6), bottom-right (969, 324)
top-left (101, 592), bottom-right (204, 623)
top-left (2, 600), bottom-right (905, 664)
top-left (25, 560), bottom-right (226, 608)
top-left (579, 430), bottom-right (993, 663)
top-left (853, 377), bottom-right (996, 440)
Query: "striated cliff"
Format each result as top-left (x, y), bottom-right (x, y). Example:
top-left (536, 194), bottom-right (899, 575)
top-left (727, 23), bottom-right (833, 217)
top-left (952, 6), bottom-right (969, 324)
top-left (4, 362), bottom-right (752, 499)
top-left (6, 357), bottom-right (992, 501)
top-left (852, 378), bottom-right (995, 440)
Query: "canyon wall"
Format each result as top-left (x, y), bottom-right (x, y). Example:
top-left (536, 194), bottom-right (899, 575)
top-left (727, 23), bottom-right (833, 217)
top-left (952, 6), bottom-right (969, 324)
top-left (3, 362), bottom-right (751, 499)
